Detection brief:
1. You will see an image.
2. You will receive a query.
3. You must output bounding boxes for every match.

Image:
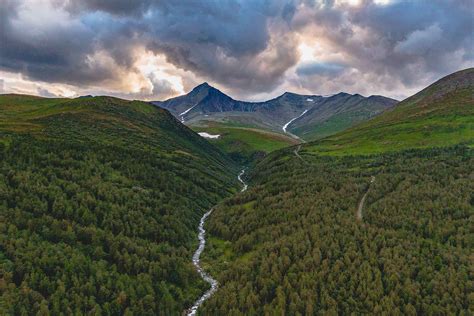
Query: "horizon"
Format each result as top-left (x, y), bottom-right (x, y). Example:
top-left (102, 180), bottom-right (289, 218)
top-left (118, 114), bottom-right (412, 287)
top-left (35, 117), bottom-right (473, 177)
top-left (1, 1), bottom-right (473, 102)
top-left (0, 80), bottom-right (400, 102)
top-left (5, 67), bottom-right (472, 103)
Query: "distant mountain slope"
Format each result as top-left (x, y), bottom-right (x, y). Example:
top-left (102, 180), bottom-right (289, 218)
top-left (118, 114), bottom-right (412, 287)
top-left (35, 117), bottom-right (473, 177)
top-left (153, 84), bottom-right (397, 141)
top-left (0, 94), bottom-right (238, 314)
top-left (154, 83), bottom-right (251, 121)
top-left (306, 68), bottom-right (474, 155)
top-left (291, 93), bottom-right (397, 140)
top-left (153, 84), bottom-right (321, 129)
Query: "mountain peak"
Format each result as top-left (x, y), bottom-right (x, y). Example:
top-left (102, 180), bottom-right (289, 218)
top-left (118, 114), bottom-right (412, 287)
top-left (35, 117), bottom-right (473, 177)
top-left (193, 82), bottom-right (212, 91)
top-left (191, 82), bottom-right (230, 98)
top-left (187, 82), bottom-right (215, 99)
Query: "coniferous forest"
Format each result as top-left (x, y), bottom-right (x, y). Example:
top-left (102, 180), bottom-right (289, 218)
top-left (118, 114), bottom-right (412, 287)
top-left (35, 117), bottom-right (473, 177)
top-left (202, 146), bottom-right (473, 315)
top-left (0, 95), bottom-right (238, 315)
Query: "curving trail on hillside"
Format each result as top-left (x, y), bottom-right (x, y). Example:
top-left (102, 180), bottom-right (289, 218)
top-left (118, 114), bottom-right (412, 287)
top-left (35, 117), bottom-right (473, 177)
top-left (357, 176), bottom-right (375, 221)
top-left (294, 145), bottom-right (304, 162)
top-left (187, 169), bottom-right (248, 315)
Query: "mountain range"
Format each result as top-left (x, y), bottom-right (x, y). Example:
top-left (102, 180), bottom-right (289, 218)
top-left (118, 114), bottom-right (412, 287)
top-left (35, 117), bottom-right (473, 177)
top-left (152, 83), bottom-right (398, 140)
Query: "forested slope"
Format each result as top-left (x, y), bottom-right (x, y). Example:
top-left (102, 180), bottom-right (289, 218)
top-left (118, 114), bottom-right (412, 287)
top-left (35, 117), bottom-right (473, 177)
top-left (203, 146), bottom-right (472, 315)
top-left (0, 94), bottom-right (238, 314)
top-left (201, 69), bottom-right (474, 315)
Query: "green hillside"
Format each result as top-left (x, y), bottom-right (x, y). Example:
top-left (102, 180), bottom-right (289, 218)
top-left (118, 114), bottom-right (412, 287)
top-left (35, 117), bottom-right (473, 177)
top-left (291, 94), bottom-right (397, 141)
top-left (200, 69), bottom-right (474, 314)
top-left (191, 121), bottom-right (299, 164)
top-left (306, 68), bottom-right (474, 155)
top-left (0, 94), bottom-right (238, 314)
top-left (202, 146), bottom-right (472, 314)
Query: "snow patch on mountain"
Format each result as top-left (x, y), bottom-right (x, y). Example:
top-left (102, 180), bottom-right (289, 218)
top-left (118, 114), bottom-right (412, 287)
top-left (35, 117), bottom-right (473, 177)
top-left (198, 132), bottom-right (220, 139)
top-left (283, 109), bottom-right (309, 133)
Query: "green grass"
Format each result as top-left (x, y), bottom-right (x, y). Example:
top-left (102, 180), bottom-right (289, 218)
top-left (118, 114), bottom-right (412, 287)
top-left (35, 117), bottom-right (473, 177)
top-left (200, 236), bottom-right (234, 279)
top-left (0, 94), bottom-right (236, 164)
top-left (304, 87), bottom-right (474, 156)
top-left (293, 111), bottom-right (376, 140)
top-left (201, 235), bottom-right (257, 277)
top-left (191, 121), bottom-right (299, 164)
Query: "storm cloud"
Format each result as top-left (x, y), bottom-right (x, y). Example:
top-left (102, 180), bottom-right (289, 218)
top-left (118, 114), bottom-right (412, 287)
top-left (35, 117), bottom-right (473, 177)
top-left (0, 0), bottom-right (473, 100)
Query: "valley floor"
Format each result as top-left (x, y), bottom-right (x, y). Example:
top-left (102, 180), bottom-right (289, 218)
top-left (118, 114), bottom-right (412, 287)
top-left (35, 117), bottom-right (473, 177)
top-left (187, 169), bottom-right (248, 315)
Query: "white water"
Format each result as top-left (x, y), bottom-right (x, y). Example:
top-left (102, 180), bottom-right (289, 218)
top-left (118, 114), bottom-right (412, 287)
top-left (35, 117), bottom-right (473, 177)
top-left (282, 109), bottom-right (309, 133)
top-left (187, 169), bottom-right (247, 315)
top-left (179, 103), bottom-right (199, 122)
top-left (187, 208), bottom-right (218, 316)
top-left (237, 169), bottom-right (248, 192)
top-left (198, 132), bottom-right (220, 139)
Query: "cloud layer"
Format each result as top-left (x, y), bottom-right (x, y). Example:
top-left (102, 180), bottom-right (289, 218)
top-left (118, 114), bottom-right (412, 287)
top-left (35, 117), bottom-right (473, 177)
top-left (1, 0), bottom-right (473, 100)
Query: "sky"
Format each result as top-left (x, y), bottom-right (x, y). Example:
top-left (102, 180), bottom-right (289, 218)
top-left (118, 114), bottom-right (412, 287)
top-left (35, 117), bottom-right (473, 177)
top-left (0, 0), bottom-right (473, 101)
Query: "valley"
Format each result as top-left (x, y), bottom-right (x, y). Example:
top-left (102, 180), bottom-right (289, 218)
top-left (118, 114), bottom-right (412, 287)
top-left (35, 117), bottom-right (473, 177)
top-left (2, 1), bottom-right (472, 315)
top-left (188, 169), bottom-right (248, 316)
top-left (199, 68), bottom-right (473, 314)
top-left (0, 68), bottom-right (472, 315)
top-left (191, 121), bottom-right (299, 164)
top-left (153, 83), bottom-right (397, 161)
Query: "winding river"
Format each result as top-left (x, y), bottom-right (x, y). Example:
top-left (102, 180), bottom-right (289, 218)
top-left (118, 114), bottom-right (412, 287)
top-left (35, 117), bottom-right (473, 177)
top-left (187, 169), bottom-right (248, 315)
top-left (237, 169), bottom-right (248, 192)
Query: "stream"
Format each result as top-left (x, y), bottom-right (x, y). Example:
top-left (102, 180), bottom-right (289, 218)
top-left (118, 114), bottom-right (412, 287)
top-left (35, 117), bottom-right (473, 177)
top-left (187, 169), bottom-right (248, 315)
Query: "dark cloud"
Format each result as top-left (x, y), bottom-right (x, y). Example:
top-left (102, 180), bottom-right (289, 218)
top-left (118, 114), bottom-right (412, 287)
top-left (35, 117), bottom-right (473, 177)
top-left (294, 0), bottom-right (474, 89)
top-left (61, 0), bottom-right (153, 16)
top-left (0, 2), bottom-right (116, 85)
top-left (0, 0), bottom-right (299, 95)
top-left (0, 0), bottom-right (472, 99)
top-left (143, 0), bottom-right (299, 93)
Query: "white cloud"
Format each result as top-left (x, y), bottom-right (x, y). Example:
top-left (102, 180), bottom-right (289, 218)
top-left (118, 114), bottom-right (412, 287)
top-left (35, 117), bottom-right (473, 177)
top-left (0, 71), bottom-right (78, 97)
